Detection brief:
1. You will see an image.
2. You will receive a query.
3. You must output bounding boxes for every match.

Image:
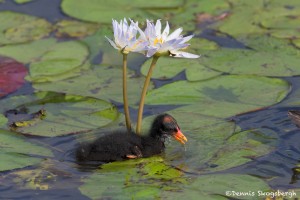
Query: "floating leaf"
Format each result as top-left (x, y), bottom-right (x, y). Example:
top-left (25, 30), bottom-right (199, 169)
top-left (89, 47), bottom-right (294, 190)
top-left (0, 92), bottom-right (119, 137)
top-left (8, 109), bottom-right (46, 129)
top-left (61, 0), bottom-right (183, 23)
top-left (54, 19), bottom-right (99, 38)
top-left (79, 157), bottom-right (185, 199)
top-left (0, 114), bottom-right (8, 128)
top-left (190, 38), bottom-right (219, 52)
top-left (0, 56), bottom-right (27, 98)
top-left (146, 75), bottom-right (289, 118)
top-left (0, 11), bottom-right (52, 45)
top-left (14, 0), bottom-right (35, 3)
top-left (0, 129), bottom-right (53, 171)
top-left (79, 151), bottom-right (271, 199)
top-left (201, 36), bottom-right (300, 77)
top-left (170, 0), bottom-right (230, 31)
top-left (0, 38), bottom-right (57, 63)
top-left (217, 5), bottom-right (266, 36)
top-left (32, 65), bottom-right (154, 106)
top-left (141, 57), bottom-right (220, 81)
top-left (162, 174), bottom-right (270, 200)
top-left (293, 38), bottom-right (300, 48)
top-left (27, 40), bottom-right (89, 82)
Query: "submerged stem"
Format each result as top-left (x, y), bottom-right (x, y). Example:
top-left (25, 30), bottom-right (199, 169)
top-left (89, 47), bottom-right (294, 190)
top-left (122, 53), bottom-right (131, 132)
top-left (136, 56), bottom-right (159, 135)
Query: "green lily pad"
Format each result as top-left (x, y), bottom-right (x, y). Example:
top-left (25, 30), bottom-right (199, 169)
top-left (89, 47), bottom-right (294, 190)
top-left (0, 129), bottom-right (53, 171)
top-left (61, 0), bottom-right (183, 23)
top-left (270, 29), bottom-right (300, 39)
top-left (0, 38), bottom-right (57, 63)
top-left (14, 0), bottom-right (35, 3)
top-left (0, 114), bottom-right (8, 128)
top-left (0, 92), bottom-right (119, 137)
top-left (145, 75), bottom-right (289, 118)
top-left (79, 157), bottom-right (185, 200)
top-left (293, 38), bottom-right (300, 48)
top-left (190, 38), bottom-right (219, 52)
top-left (0, 11), bottom-right (52, 45)
top-left (32, 65), bottom-right (154, 106)
top-left (201, 36), bottom-right (300, 77)
top-left (79, 155), bottom-right (271, 199)
top-left (141, 57), bottom-right (220, 81)
top-left (162, 174), bottom-right (270, 200)
top-left (217, 6), bottom-right (266, 37)
top-left (54, 19), bottom-right (100, 38)
top-left (170, 0), bottom-right (230, 31)
top-left (27, 40), bottom-right (89, 82)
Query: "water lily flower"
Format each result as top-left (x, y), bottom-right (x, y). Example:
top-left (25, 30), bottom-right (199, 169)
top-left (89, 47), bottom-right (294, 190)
top-left (105, 18), bottom-right (148, 54)
top-left (143, 19), bottom-right (200, 58)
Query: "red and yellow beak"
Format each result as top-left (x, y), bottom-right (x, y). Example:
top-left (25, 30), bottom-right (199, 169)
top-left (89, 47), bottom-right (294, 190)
top-left (172, 129), bottom-right (188, 144)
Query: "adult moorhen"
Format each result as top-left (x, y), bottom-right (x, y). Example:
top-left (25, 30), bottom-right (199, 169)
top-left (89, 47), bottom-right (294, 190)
top-left (76, 113), bottom-right (187, 163)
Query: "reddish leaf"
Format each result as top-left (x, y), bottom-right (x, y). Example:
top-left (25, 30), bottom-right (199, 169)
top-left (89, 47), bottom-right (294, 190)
top-left (0, 56), bottom-right (27, 97)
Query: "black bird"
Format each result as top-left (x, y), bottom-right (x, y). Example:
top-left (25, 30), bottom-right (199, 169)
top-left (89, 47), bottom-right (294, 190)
top-left (76, 113), bottom-right (187, 163)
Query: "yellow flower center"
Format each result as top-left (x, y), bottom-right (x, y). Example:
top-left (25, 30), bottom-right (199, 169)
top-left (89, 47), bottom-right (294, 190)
top-left (153, 37), bottom-right (163, 45)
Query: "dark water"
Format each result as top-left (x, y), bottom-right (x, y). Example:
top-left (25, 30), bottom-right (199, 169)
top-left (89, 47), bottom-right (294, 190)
top-left (1, 0), bottom-right (300, 199)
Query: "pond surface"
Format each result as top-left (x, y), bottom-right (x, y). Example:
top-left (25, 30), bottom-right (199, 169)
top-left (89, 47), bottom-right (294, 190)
top-left (1, 0), bottom-right (300, 199)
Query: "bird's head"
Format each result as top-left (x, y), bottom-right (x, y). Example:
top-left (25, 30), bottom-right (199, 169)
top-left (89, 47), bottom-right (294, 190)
top-left (150, 113), bottom-right (187, 144)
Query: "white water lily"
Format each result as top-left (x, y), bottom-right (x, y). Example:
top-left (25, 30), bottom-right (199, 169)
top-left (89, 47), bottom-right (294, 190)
top-left (143, 19), bottom-right (200, 58)
top-left (105, 18), bottom-right (148, 54)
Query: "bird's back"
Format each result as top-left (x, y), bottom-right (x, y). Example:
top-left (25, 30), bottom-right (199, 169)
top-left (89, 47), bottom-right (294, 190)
top-left (76, 131), bottom-right (142, 162)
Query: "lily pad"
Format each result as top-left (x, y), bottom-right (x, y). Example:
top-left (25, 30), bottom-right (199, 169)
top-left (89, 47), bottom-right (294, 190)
top-left (0, 129), bottom-right (53, 171)
top-left (201, 36), bottom-right (300, 77)
top-left (145, 75), bottom-right (289, 118)
top-left (189, 38), bottom-right (219, 52)
top-left (0, 114), bottom-right (8, 128)
top-left (141, 57), bottom-right (221, 81)
top-left (217, 5), bottom-right (266, 37)
top-left (0, 38), bottom-right (57, 63)
top-left (32, 65), bottom-right (154, 106)
top-left (79, 156), bottom-right (270, 199)
top-left (0, 11), bottom-right (52, 45)
top-left (0, 92), bottom-right (119, 137)
top-left (293, 38), bottom-right (300, 48)
top-left (54, 19), bottom-right (100, 38)
top-left (27, 40), bottom-right (89, 82)
top-left (0, 56), bottom-right (27, 98)
top-left (162, 174), bottom-right (270, 200)
top-left (170, 0), bottom-right (230, 31)
top-left (79, 157), bottom-right (185, 200)
top-left (61, 0), bottom-right (183, 23)
top-left (14, 0), bottom-right (35, 3)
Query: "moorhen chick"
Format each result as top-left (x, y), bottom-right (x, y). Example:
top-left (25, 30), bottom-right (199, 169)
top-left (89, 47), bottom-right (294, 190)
top-left (76, 113), bottom-right (187, 163)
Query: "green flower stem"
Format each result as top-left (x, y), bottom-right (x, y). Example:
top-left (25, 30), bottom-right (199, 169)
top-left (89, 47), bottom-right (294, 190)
top-left (136, 56), bottom-right (159, 135)
top-left (122, 53), bottom-right (131, 132)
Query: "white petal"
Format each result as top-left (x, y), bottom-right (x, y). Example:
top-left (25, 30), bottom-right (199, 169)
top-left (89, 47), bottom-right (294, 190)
top-left (155, 19), bottom-right (161, 37)
top-left (172, 41), bottom-right (190, 49)
top-left (166, 27), bottom-right (183, 41)
top-left (161, 21), bottom-right (170, 41)
top-left (105, 36), bottom-right (119, 50)
top-left (146, 48), bottom-right (158, 57)
top-left (170, 51), bottom-right (200, 58)
top-left (180, 35), bottom-right (193, 44)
